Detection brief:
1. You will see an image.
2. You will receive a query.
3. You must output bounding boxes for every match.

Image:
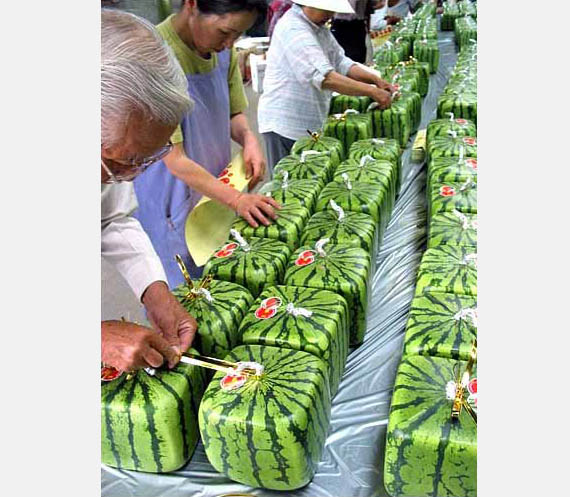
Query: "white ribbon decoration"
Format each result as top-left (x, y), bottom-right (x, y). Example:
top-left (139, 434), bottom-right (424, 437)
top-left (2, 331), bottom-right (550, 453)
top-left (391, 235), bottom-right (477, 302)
top-left (359, 155), bottom-right (375, 168)
top-left (341, 173), bottom-right (353, 190)
top-left (448, 129), bottom-right (458, 139)
top-left (191, 287), bottom-right (215, 303)
top-left (459, 178), bottom-right (474, 191)
top-left (454, 307), bottom-right (478, 328)
top-left (300, 150), bottom-right (324, 163)
top-left (446, 381), bottom-right (457, 400)
top-left (235, 361), bottom-right (264, 377)
top-left (315, 238), bottom-right (330, 258)
top-left (286, 303), bottom-right (313, 318)
top-left (367, 102), bottom-right (380, 112)
top-left (230, 229), bottom-right (251, 252)
top-left (281, 170), bottom-right (289, 189)
top-left (344, 109), bottom-right (360, 116)
top-left (453, 209), bottom-right (470, 230)
top-left (447, 112), bottom-right (454, 121)
top-left (372, 138), bottom-right (385, 145)
top-left (464, 253), bottom-right (478, 267)
top-left (329, 199), bottom-right (345, 222)
top-left (458, 144), bottom-right (465, 161)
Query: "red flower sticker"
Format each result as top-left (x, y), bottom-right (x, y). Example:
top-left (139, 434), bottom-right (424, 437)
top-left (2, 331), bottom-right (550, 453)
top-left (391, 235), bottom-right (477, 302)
top-left (220, 373), bottom-right (247, 392)
top-left (254, 296), bottom-right (282, 319)
top-left (463, 137), bottom-right (477, 146)
top-left (468, 378), bottom-right (477, 395)
top-left (220, 177), bottom-right (230, 184)
top-left (218, 168), bottom-right (229, 178)
top-left (295, 250), bottom-right (317, 267)
top-left (101, 366), bottom-right (122, 382)
top-left (455, 118), bottom-right (468, 125)
top-left (439, 185), bottom-right (456, 197)
top-left (465, 158), bottom-right (477, 170)
top-left (214, 242), bottom-right (239, 258)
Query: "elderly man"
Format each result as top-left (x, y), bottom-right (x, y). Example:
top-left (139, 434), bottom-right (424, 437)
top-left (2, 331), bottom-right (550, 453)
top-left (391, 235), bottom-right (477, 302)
top-left (258, 0), bottom-right (395, 171)
top-left (101, 9), bottom-right (197, 373)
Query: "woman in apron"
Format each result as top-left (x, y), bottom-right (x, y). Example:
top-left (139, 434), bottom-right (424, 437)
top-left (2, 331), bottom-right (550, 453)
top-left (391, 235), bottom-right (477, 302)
top-left (134, 0), bottom-right (278, 289)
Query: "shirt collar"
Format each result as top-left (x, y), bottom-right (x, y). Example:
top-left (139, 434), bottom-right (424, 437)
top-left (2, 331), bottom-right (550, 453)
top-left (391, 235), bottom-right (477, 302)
top-left (291, 4), bottom-right (327, 32)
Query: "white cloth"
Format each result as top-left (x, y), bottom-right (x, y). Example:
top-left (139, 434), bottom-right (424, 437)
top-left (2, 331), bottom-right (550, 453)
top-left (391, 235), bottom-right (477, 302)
top-left (370, 4), bottom-right (388, 30)
top-left (258, 4), bottom-right (356, 140)
top-left (101, 182), bottom-right (168, 301)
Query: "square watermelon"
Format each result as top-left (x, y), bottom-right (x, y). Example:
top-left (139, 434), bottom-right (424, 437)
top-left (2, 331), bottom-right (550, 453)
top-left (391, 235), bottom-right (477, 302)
top-left (429, 179), bottom-right (477, 222)
top-left (324, 112), bottom-right (374, 155)
top-left (291, 134), bottom-right (345, 166)
top-left (384, 355), bottom-right (477, 497)
top-left (273, 153), bottom-right (334, 186)
top-left (284, 242), bottom-right (371, 346)
top-left (428, 211), bottom-right (477, 249)
top-left (238, 285), bottom-right (349, 396)
top-left (199, 344), bottom-right (331, 490)
top-left (172, 278), bottom-right (254, 359)
top-left (203, 235), bottom-right (291, 298)
top-left (258, 177), bottom-right (322, 214)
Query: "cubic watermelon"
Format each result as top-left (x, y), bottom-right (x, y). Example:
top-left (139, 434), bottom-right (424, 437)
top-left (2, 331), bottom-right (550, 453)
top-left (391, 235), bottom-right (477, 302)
top-left (349, 138), bottom-right (401, 194)
top-left (427, 135), bottom-right (477, 161)
top-left (238, 285), bottom-right (349, 396)
top-left (291, 133), bottom-right (344, 167)
top-left (426, 116), bottom-right (476, 148)
top-left (384, 355), bottom-right (477, 496)
top-left (367, 99), bottom-right (411, 148)
top-left (428, 211), bottom-right (477, 249)
top-left (429, 179), bottom-right (477, 221)
top-left (324, 111), bottom-right (374, 155)
top-left (273, 153), bottom-right (334, 186)
top-left (231, 202), bottom-right (311, 251)
top-left (329, 94), bottom-right (372, 114)
top-left (199, 344), bottom-right (331, 490)
top-left (101, 354), bottom-right (206, 473)
top-left (413, 38), bottom-right (439, 73)
top-left (203, 231), bottom-right (291, 298)
top-left (284, 240), bottom-right (371, 346)
top-left (402, 291), bottom-right (477, 361)
top-left (172, 278), bottom-right (254, 359)
top-left (258, 174), bottom-right (322, 214)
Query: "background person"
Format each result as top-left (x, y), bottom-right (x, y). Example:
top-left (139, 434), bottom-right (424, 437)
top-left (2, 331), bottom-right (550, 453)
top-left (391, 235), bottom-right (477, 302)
top-left (133, 0), bottom-right (280, 289)
top-left (101, 9), bottom-right (198, 372)
top-left (258, 0), bottom-right (395, 171)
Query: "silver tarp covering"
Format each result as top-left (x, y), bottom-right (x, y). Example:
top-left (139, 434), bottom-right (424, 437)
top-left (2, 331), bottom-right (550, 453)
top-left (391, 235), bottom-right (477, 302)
top-left (102, 31), bottom-right (460, 497)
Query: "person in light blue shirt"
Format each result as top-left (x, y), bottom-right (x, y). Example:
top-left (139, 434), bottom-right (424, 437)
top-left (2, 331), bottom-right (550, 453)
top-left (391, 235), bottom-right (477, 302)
top-left (258, 0), bottom-right (395, 173)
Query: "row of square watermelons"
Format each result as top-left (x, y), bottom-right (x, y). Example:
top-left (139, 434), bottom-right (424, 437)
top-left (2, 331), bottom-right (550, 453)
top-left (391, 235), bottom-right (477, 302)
top-left (383, 110), bottom-right (478, 496)
top-left (101, 135), bottom-right (404, 490)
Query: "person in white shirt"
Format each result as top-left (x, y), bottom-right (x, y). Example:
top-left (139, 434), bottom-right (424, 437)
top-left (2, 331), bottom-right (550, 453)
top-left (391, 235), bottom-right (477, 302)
top-left (258, 0), bottom-right (395, 172)
top-left (101, 10), bottom-right (198, 373)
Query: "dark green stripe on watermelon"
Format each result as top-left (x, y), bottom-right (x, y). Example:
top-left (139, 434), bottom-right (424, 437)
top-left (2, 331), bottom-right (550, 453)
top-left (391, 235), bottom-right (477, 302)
top-left (429, 179), bottom-right (477, 221)
top-left (413, 38), bottom-right (439, 73)
top-left (232, 203), bottom-right (311, 251)
top-left (284, 244), bottom-right (371, 346)
top-left (239, 285), bottom-right (349, 396)
top-left (415, 245), bottom-right (477, 297)
top-left (199, 345), bottom-right (331, 490)
top-left (203, 237), bottom-right (291, 298)
top-left (101, 354), bottom-right (206, 473)
top-left (291, 135), bottom-right (345, 166)
top-left (384, 355), bottom-right (477, 497)
top-left (437, 93), bottom-right (477, 125)
top-left (329, 94), bottom-right (373, 114)
top-left (172, 279), bottom-right (254, 359)
top-left (258, 178), bottom-right (322, 214)
top-left (323, 113), bottom-right (374, 155)
top-left (428, 211), bottom-right (477, 250)
top-left (273, 154), bottom-right (335, 185)
top-left (402, 291), bottom-right (477, 361)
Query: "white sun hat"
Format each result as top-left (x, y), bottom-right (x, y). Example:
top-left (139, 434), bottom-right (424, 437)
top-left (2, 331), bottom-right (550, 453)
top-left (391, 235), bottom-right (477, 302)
top-left (294, 0), bottom-right (355, 14)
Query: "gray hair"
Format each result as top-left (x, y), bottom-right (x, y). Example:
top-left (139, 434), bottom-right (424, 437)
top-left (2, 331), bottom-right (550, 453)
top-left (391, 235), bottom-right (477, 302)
top-left (101, 9), bottom-right (193, 147)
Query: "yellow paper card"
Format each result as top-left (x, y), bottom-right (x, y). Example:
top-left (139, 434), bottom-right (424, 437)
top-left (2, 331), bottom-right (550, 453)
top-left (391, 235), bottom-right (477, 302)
top-left (185, 153), bottom-right (249, 267)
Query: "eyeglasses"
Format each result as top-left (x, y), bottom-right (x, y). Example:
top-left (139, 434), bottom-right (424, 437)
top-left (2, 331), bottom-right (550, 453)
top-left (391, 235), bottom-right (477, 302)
top-left (101, 140), bottom-right (173, 183)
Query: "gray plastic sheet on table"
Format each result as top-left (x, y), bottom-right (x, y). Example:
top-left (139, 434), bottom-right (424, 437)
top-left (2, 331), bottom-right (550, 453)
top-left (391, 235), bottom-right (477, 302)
top-left (101, 31), bottom-right (460, 497)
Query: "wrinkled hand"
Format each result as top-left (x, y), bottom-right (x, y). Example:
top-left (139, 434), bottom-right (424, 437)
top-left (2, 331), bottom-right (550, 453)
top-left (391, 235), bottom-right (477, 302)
top-left (142, 281), bottom-right (198, 361)
top-left (370, 87), bottom-right (393, 110)
top-left (242, 135), bottom-right (267, 190)
top-left (376, 79), bottom-right (396, 94)
top-left (233, 192), bottom-right (280, 228)
top-left (101, 320), bottom-right (180, 372)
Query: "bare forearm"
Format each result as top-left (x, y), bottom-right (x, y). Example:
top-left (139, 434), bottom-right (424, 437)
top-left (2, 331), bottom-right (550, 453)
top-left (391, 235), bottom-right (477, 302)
top-left (347, 63), bottom-right (384, 86)
top-left (322, 70), bottom-right (377, 98)
top-left (230, 112), bottom-right (255, 147)
top-left (164, 145), bottom-right (240, 210)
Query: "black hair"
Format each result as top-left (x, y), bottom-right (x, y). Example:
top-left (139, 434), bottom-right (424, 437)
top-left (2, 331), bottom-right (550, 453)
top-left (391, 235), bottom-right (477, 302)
top-left (185, 0), bottom-right (268, 18)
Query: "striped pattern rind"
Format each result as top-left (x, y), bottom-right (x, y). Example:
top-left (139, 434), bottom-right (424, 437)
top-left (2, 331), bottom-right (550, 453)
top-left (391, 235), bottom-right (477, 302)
top-left (231, 203), bottom-right (311, 251)
top-left (315, 180), bottom-right (387, 226)
top-left (291, 136), bottom-right (345, 166)
top-left (428, 212), bottom-right (477, 249)
top-left (284, 244), bottom-right (371, 346)
top-left (429, 180), bottom-right (477, 219)
top-left (413, 39), bottom-right (440, 73)
top-left (349, 138), bottom-right (401, 194)
top-left (273, 154), bottom-right (334, 185)
top-left (384, 355), bottom-right (477, 497)
top-left (301, 210), bottom-right (377, 255)
top-left (203, 237), bottom-right (291, 298)
top-left (415, 246), bottom-right (477, 297)
top-left (402, 291), bottom-right (477, 361)
top-left (238, 285), bottom-right (349, 396)
top-left (198, 344), bottom-right (332, 490)
top-left (172, 279), bottom-right (254, 359)
top-left (397, 91), bottom-right (422, 133)
top-left (368, 102), bottom-right (411, 148)
top-left (101, 354), bottom-right (206, 473)
top-left (427, 157), bottom-right (477, 196)
top-left (258, 178), bottom-right (322, 214)
top-left (329, 95), bottom-right (373, 114)
top-left (426, 119), bottom-right (476, 149)
top-left (437, 94), bottom-right (477, 124)
top-left (323, 114), bottom-right (374, 156)
top-left (427, 136), bottom-right (477, 161)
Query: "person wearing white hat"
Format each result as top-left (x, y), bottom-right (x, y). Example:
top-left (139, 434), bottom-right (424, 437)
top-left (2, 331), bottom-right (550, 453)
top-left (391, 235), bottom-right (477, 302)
top-left (258, 0), bottom-right (395, 172)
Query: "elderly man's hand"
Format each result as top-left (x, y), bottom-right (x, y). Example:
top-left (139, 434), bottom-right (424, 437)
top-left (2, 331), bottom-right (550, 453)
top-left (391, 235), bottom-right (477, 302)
top-left (370, 87), bottom-right (393, 110)
top-left (142, 281), bottom-right (198, 361)
top-left (101, 320), bottom-right (180, 372)
top-left (233, 192), bottom-right (281, 228)
top-left (242, 134), bottom-right (267, 190)
top-left (375, 78), bottom-right (396, 94)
